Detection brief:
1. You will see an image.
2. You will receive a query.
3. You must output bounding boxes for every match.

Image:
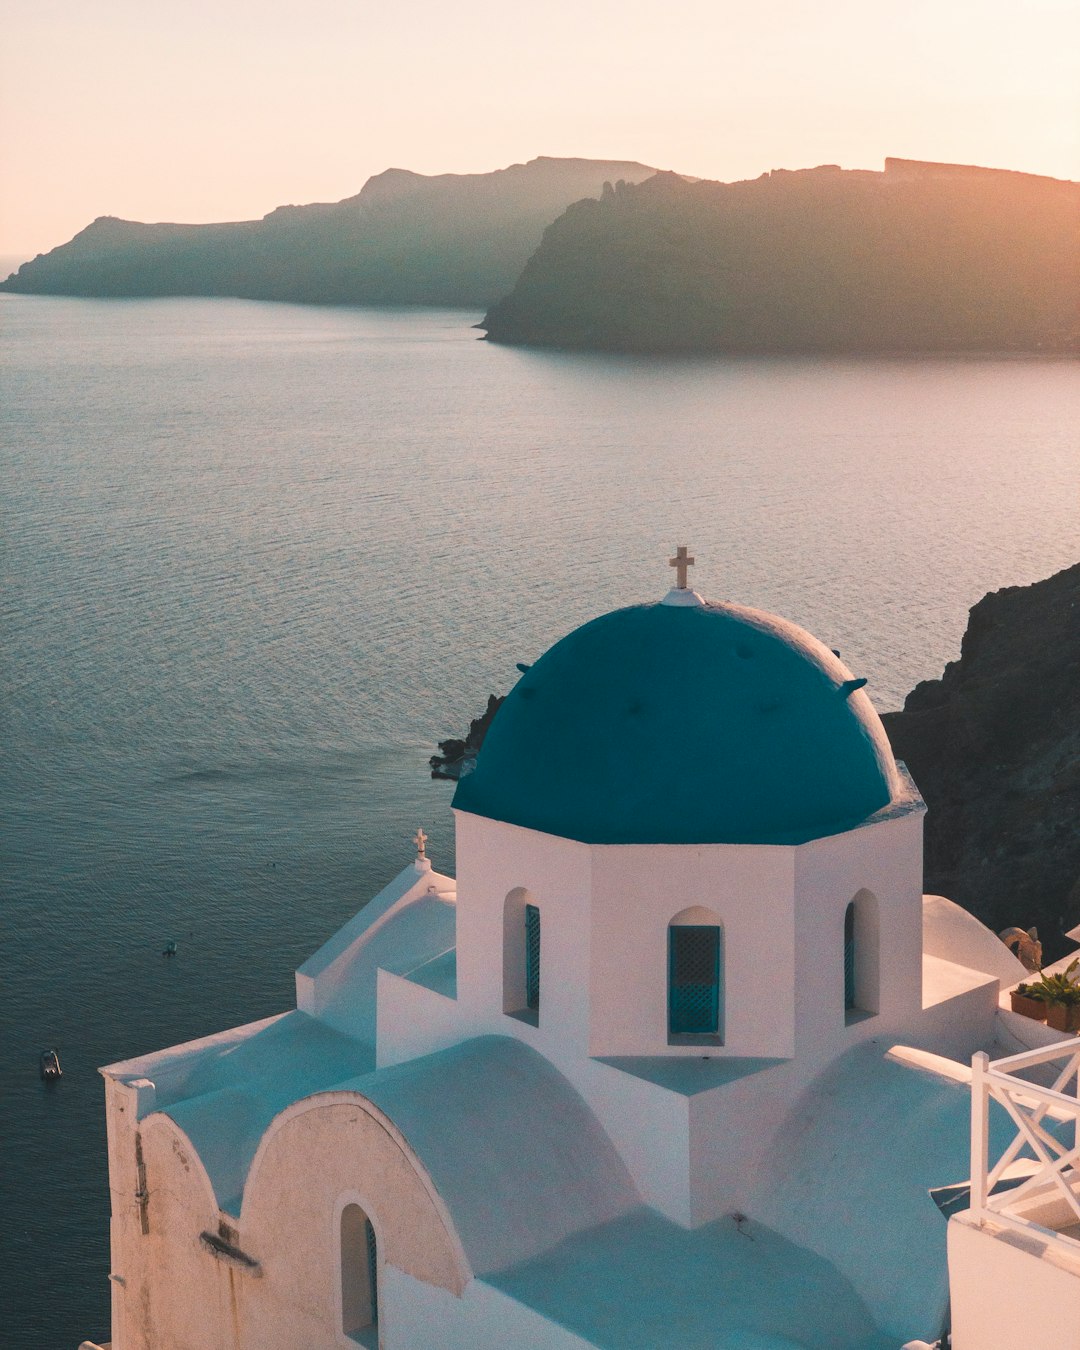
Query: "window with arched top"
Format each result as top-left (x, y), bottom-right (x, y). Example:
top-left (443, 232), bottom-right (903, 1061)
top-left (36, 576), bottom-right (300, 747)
top-left (844, 889), bottom-right (880, 1024)
top-left (525, 904), bottom-right (541, 1012)
top-left (340, 1203), bottom-right (378, 1345)
top-left (668, 906), bottom-right (724, 1044)
top-left (503, 887), bottom-right (540, 1025)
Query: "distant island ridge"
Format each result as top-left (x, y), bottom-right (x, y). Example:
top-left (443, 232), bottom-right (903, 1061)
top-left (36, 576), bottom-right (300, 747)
top-left (4, 154), bottom-right (1076, 354)
top-left (481, 157), bottom-right (1080, 354)
top-left (0, 157), bottom-right (659, 308)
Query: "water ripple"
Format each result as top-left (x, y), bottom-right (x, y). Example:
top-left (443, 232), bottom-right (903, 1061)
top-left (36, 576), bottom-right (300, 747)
top-left (1, 296), bottom-right (1077, 1348)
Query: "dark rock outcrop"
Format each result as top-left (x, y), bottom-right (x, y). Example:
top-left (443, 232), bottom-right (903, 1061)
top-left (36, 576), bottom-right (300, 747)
top-left (430, 694), bottom-right (504, 779)
top-left (882, 563), bottom-right (1080, 959)
top-left (481, 159), bottom-right (1080, 354)
top-left (0, 158), bottom-right (658, 309)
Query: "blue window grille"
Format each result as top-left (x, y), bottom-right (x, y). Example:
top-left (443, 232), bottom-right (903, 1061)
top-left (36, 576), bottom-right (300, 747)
top-left (668, 925), bottom-right (721, 1036)
top-left (844, 902), bottom-right (856, 1011)
top-left (365, 1218), bottom-right (378, 1325)
top-left (525, 904), bottom-right (541, 1012)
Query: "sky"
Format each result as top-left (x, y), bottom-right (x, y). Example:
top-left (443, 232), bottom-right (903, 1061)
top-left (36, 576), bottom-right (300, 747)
top-left (2, 0), bottom-right (1078, 259)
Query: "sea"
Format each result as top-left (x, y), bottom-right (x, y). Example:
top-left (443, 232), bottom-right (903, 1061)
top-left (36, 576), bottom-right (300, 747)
top-left (1, 293), bottom-right (1077, 1349)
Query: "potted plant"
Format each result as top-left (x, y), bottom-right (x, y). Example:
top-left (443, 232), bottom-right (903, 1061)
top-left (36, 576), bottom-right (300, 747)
top-left (1019, 961), bottom-right (1080, 1033)
top-left (1009, 983), bottom-right (1048, 1021)
top-left (1046, 981), bottom-right (1080, 1033)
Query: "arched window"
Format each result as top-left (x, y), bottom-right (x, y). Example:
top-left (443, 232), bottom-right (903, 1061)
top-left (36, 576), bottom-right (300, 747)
top-left (525, 904), bottom-right (541, 1013)
top-left (844, 902), bottom-right (857, 1012)
top-left (341, 1203), bottom-right (378, 1344)
top-left (844, 889), bottom-right (880, 1023)
top-left (503, 888), bottom-right (540, 1025)
top-left (668, 906), bottom-right (724, 1043)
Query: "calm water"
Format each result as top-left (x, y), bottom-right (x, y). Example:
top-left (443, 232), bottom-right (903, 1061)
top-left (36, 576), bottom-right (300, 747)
top-left (2, 295), bottom-right (1077, 1348)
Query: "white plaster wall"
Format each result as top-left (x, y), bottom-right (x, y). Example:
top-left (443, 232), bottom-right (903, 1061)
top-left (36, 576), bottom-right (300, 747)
top-left (240, 1095), bottom-right (469, 1349)
top-left (376, 968), bottom-right (473, 1070)
top-left (917, 958), bottom-right (1001, 1063)
top-left (792, 809), bottom-right (924, 1067)
top-left (110, 1110), bottom-right (247, 1350)
top-left (103, 1077), bottom-right (156, 1350)
top-left (948, 1215), bottom-right (1080, 1350)
top-left (588, 843), bottom-right (796, 1058)
top-left (296, 861), bottom-right (455, 1037)
top-left (572, 1058), bottom-right (692, 1222)
top-left (923, 894), bottom-right (1026, 984)
top-left (687, 1063), bottom-right (796, 1226)
top-left (104, 1089), bottom-right (469, 1350)
top-left (453, 813), bottom-right (757, 1226)
top-left (446, 805), bottom-right (953, 1232)
top-left (384, 1267), bottom-right (596, 1350)
top-left (453, 812), bottom-right (593, 1057)
top-left (455, 805), bottom-right (923, 1073)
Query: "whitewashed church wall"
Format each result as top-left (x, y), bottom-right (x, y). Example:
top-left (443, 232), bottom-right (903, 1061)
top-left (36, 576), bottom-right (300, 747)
top-left (916, 961), bottom-right (1001, 1062)
top-left (922, 894), bottom-right (1026, 985)
top-left (686, 1062), bottom-right (798, 1226)
top-left (103, 1077), bottom-right (155, 1350)
top-left (452, 812), bottom-right (592, 1056)
top-left (570, 1057), bottom-right (692, 1223)
top-left (384, 1267), bottom-right (597, 1350)
top-left (241, 1095), bottom-right (469, 1298)
top-left (587, 843), bottom-right (796, 1058)
top-left (375, 968), bottom-right (473, 1069)
top-left (792, 810), bottom-right (924, 1063)
top-left (106, 1093), bottom-right (470, 1350)
top-left (296, 863), bottom-right (445, 1014)
top-left (111, 1111), bottom-right (248, 1350)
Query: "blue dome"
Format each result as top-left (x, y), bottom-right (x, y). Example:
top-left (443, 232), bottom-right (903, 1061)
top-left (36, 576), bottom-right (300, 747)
top-left (452, 597), bottom-right (900, 846)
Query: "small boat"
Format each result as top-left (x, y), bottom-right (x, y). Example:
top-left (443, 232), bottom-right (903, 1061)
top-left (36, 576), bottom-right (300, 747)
top-left (40, 1049), bottom-right (62, 1081)
top-left (162, 940), bottom-right (177, 957)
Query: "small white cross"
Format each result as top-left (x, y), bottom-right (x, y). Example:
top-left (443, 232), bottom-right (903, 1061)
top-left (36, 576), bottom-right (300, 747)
top-left (669, 545), bottom-right (695, 590)
top-left (413, 827), bottom-right (428, 859)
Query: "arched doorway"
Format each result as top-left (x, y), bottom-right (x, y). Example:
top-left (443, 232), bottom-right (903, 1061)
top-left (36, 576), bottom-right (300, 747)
top-left (341, 1203), bottom-right (378, 1344)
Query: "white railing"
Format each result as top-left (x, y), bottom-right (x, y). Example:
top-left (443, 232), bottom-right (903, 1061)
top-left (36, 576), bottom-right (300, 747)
top-left (970, 1042), bottom-right (1080, 1245)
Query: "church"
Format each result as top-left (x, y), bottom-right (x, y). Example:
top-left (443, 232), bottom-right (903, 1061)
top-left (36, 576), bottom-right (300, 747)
top-left (87, 553), bottom-right (1080, 1350)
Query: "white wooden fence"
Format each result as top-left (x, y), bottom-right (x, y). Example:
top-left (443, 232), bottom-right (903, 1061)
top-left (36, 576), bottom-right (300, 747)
top-left (969, 1041), bottom-right (1080, 1243)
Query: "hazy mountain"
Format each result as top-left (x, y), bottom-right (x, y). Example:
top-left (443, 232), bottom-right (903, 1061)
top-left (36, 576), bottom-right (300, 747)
top-left (0, 157), bottom-right (658, 307)
top-left (481, 159), bottom-right (1080, 353)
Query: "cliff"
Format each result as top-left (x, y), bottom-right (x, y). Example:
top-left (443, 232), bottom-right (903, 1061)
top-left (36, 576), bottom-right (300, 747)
top-left (881, 562), bottom-right (1080, 958)
top-left (0, 157), bottom-right (658, 308)
top-left (481, 159), bottom-right (1080, 353)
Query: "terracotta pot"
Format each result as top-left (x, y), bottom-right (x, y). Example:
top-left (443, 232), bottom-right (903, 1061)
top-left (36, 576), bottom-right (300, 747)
top-left (1045, 1002), bottom-right (1080, 1033)
top-left (1010, 990), bottom-right (1048, 1021)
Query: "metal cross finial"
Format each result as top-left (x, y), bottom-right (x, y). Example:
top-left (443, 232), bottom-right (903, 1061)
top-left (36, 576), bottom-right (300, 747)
top-left (669, 545), bottom-right (695, 590)
top-left (413, 827), bottom-right (428, 859)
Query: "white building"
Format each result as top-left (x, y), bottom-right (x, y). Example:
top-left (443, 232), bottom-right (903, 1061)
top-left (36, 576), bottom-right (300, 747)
top-left (87, 566), bottom-right (1080, 1350)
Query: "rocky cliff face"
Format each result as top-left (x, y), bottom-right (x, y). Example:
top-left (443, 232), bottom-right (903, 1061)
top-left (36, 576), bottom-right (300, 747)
top-left (481, 160), bottom-right (1080, 353)
top-left (882, 563), bottom-right (1080, 959)
top-left (0, 157), bottom-right (658, 308)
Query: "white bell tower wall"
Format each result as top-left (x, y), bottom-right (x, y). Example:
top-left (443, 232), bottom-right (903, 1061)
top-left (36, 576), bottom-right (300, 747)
top-left (588, 843), bottom-right (796, 1059)
top-left (452, 809), bottom-right (593, 1058)
top-left (448, 777), bottom-right (927, 1229)
top-left (792, 793), bottom-right (925, 1066)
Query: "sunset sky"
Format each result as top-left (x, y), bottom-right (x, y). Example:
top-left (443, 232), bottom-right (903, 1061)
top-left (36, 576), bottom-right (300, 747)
top-left (2, 0), bottom-right (1078, 259)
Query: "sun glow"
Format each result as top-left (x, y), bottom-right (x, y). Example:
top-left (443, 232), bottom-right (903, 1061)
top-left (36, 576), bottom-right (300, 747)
top-left (1, 0), bottom-right (1077, 256)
